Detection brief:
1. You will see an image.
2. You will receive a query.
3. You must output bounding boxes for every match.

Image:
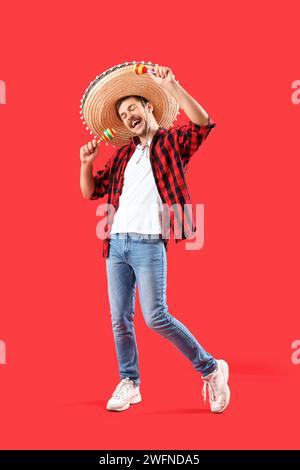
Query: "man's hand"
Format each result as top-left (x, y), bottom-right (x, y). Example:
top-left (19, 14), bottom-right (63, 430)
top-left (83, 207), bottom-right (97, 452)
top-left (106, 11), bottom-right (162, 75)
top-left (80, 139), bottom-right (99, 164)
top-left (149, 65), bottom-right (176, 89)
top-left (149, 66), bottom-right (210, 127)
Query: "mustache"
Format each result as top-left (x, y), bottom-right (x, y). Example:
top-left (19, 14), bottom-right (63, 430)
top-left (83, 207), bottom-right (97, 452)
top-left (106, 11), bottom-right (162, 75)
top-left (128, 115), bottom-right (143, 128)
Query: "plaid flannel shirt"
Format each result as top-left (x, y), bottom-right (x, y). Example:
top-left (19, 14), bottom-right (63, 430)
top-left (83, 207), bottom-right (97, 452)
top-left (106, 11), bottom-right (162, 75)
top-left (89, 117), bottom-right (216, 257)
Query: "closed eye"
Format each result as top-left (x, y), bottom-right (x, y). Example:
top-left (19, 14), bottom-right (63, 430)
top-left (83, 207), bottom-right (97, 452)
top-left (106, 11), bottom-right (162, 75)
top-left (120, 104), bottom-right (136, 120)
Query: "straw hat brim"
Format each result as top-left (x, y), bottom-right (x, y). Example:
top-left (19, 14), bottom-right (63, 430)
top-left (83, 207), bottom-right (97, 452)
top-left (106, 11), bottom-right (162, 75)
top-left (80, 61), bottom-right (180, 147)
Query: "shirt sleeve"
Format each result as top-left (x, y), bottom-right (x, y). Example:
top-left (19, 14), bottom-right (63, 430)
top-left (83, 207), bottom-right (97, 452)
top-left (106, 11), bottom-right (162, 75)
top-left (175, 116), bottom-right (216, 167)
top-left (89, 155), bottom-right (113, 200)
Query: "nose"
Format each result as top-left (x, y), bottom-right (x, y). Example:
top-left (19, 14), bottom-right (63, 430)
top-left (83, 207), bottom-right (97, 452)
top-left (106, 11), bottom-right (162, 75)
top-left (127, 111), bottom-right (136, 126)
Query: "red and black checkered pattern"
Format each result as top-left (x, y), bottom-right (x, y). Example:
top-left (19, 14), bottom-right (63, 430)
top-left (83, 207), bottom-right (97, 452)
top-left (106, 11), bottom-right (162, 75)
top-left (90, 118), bottom-right (216, 257)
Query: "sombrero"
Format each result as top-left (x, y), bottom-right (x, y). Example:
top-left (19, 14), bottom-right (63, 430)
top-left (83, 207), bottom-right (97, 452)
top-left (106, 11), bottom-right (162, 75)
top-left (80, 61), bottom-right (181, 147)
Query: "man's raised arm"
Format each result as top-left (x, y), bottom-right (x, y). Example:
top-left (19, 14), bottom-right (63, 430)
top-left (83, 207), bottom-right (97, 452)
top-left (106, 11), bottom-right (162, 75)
top-left (149, 65), bottom-right (210, 126)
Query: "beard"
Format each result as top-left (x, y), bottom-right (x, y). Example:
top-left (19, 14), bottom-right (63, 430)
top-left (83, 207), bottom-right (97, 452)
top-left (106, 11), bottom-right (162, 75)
top-left (130, 121), bottom-right (148, 137)
top-left (132, 121), bottom-right (147, 136)
top-left (128, 115), bottom-right (149, 137)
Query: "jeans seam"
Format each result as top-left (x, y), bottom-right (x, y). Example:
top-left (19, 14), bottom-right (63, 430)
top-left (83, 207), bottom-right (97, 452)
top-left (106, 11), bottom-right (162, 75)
top-left (160, 243), bottom-right (195, 349)
top-left (160, 242), bottom-right (164, 306)
top-left (129, 267), bottom-right (139, 382)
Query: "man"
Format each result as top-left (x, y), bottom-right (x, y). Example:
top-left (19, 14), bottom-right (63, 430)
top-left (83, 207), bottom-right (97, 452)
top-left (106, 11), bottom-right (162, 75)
top-left (80, 62), bottom-right (230, 413)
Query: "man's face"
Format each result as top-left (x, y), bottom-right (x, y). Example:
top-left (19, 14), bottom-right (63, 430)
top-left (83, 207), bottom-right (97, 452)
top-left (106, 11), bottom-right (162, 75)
top-left (118, 97), bottom-right (152, 136)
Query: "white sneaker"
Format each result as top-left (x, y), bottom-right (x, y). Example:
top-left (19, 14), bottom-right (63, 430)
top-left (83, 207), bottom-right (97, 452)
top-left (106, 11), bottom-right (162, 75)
top-left (202, 359), bottom-right (230, 413)
top-left (106, 378), bottom-right (142, 412)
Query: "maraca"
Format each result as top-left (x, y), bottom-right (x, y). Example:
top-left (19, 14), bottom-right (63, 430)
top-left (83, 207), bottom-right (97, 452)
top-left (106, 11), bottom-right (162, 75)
top-left (96, 127), bottom-right (116, 144)
top-left (133, 63), bottom-right (156, 76)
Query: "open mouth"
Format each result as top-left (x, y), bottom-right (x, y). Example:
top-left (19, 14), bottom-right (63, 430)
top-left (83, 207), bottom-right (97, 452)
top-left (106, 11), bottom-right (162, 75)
top-left (130, 119), bottom-right (142, 129)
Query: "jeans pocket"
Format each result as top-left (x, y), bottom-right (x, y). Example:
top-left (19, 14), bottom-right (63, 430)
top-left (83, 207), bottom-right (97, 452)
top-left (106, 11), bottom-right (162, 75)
top-left (108, 238), bottom-right (120, 256)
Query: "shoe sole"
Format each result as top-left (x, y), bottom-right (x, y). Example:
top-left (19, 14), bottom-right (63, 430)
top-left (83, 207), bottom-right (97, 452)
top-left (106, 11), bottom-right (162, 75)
top-left (106, 393), bottom-right (142, 412)
top-left (212, 360), bottom-right (230, 414)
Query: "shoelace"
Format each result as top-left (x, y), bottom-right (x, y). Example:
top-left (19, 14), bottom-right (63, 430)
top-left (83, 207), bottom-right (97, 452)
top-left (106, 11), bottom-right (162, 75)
top-left (202, 378), bottom-right (216, 404)
top-left (112, 378), bottom-right (134, 400)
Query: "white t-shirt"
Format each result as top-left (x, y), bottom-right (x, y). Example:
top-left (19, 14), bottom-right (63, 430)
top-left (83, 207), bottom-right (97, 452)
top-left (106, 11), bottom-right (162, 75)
top-left (110, 139), bottom-right (163, 234)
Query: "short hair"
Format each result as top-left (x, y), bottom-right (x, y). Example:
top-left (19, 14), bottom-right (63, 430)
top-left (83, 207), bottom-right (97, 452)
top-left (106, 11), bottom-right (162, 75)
top-left (116, 95), bottom-right (149, 120)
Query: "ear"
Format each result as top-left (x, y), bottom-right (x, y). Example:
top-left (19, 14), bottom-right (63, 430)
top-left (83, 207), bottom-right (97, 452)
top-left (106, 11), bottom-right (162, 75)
top-left (146, 102), bottom-right (154, 113)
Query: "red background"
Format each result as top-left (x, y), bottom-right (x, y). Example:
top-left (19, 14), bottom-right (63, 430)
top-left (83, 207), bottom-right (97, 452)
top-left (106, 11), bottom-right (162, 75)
top-left (1, 0), bottom-right (299, 450)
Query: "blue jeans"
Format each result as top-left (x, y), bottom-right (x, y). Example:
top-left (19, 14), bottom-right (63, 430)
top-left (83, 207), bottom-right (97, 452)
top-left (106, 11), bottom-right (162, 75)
top-left (106, 232), bottom-right (217, 386)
